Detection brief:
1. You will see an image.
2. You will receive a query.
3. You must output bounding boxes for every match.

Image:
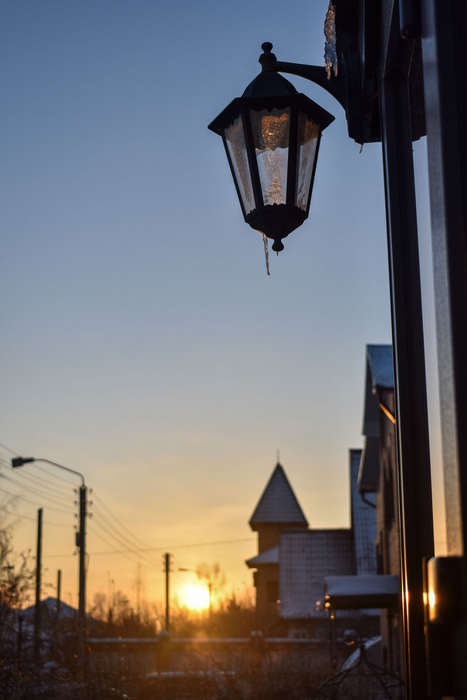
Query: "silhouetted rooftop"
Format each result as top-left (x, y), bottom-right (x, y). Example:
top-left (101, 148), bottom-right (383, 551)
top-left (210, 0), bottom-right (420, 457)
top-left (249, 463), bottom-right (308, 529)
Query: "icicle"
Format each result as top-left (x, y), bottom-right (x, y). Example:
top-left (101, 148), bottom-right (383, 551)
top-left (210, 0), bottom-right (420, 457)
top-left (263, 233), bottom-right (271, 276)
top-left (324, 1), bottom-right (338, 79)
top-left (360, 143), bottom-right (364, 153)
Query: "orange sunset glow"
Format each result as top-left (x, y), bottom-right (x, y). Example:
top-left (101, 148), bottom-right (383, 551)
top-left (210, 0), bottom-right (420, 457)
top-left (180, 584), bottom-right (210, 611)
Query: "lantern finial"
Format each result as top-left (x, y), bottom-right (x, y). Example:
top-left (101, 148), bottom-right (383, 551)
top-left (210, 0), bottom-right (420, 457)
top-left (272, 239), bottom-right (285, 253)
top-left (259, 42), bottom-right (277, 71)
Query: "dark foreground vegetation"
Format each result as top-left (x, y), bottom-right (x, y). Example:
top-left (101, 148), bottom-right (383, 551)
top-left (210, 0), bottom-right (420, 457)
top-left (0, 525), bottom-right (400, 699)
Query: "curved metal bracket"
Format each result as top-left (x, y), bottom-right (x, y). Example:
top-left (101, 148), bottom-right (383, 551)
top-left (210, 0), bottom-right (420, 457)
top-left (273, 61), bottom-right (347, 111)
top-left (259, 43), bottom-right (347, 112)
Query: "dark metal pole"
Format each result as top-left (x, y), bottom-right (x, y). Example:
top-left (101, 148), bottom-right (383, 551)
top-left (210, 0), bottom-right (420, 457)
top-left (164, 553), bottom-right (170, 632)
top-left (379, 60), bottom-right (434, 698)
top-left (56, 569), bottom-right (62, 623)
top-left (78, 486), bottom-right (87, 633)
top-left (34, 508), bottom-right (43, 663)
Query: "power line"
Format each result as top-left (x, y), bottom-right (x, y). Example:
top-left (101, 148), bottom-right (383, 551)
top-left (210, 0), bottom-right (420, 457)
top-left (0, 444), bottom-right (79, 487)
top-left (1, 507), bottom-right (70, 528)
top-left (46, 536), bottom-right (255, 558)
top-left (0, 443), bottom-right (153, 561)
top-left (91, 502), bottom-right (158, 563)
top-left (0, 447), bottom-right (81, 493)
top-left (87, 527), bottom-right (145, 565)
top-left (0, 487), bottom-right (73, 515)
top-left (29, 462), bottom-right (78, 486)
top-left (0, 458), bottom-right (74, 498)
top-left (0, 441), bottom-right (19, 456)
top-left (130, 536), bottom-right (255, 553)
top-left (0, 472), bottom-right (74, 510)
top-left (90, 513), bottom-right (158, 566)
top-left (92, 492), bottom-right (152, 550)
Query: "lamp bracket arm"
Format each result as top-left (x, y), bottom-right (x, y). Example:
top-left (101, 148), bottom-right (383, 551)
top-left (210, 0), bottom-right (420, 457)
top-left (273, 61), bottom-right (347, 110)
top-left (36, 459), bottom-right (86, 487)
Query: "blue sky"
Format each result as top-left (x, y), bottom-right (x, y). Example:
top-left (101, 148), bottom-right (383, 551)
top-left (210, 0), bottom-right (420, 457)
top-left (1, 0), bottom-right (390, 607)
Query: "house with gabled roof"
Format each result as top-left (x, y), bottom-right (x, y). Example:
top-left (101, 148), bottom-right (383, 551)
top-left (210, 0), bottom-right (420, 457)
top-left (246, 463), bottom-right (308, 624)
top-left (246, 454), bottom-right (378, 635)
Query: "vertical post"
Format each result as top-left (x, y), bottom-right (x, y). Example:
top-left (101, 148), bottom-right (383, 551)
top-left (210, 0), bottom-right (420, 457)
top-left (164, 553), bottom-right (171, 632)
top-left (78, 486), bottom-right (87, 631)
top-left (34, 508), bottom-right (43, 663)
top-left (421, 0), bottom-right (467, 558)
top-left (329, 610), bottom-right (337, 669)
top-left (77, 486), bottom-right (88, 683)
top-left (56, 569), bottom-right (62, 623)
top-left (379, 38), bottom-right (434, 697)
top-left (420, 1), bottom-right (467, 693)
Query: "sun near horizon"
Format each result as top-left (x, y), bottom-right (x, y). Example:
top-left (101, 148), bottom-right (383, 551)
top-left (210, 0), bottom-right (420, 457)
top-left (180, 584), bottom-right (210, 612)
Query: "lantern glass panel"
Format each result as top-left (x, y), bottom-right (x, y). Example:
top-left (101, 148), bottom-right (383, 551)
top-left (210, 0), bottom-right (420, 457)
top-left (224, 115), bottom-right (255, 215)
top-left (295, 113), bottom-right (320, 211)
top-left (249, 107), bottom-right (290, 206)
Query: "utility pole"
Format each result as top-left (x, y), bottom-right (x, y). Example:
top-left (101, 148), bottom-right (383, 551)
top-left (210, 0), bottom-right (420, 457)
top-left (56, 569), bottom-right (62, 623)
top-left (76, 485), bottom-right (87, 633)
top-left (164, 553), bottom-right (171, 632)
top-left (34, 508), bottom-right (43, 663)
top-left (10, 457), bottom-right (89, 667)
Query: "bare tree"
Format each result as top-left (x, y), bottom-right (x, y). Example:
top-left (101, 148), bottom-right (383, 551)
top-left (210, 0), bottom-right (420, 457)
top-left (195, 562), bottom-right (226, 612)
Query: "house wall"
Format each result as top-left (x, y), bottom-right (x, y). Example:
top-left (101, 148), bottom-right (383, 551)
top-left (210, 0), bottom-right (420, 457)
top-left (253, 564), bottom-right (279, 629)
top-left (257, 523), bottom-right (307, 553)
top-left (376, 387), bottom-right (403, 674)
top-left (279, 529), bottom-right (355, 621)
top-left (258, 525), bottom-right (282, 553)
top-left (253, 523), bottom-right (307, 627)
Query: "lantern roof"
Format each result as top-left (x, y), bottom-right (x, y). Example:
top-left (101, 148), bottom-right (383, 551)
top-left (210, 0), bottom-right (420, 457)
top-left (242, 69), bottom-right (297, 98)
top-left (208, 44), bottom-right (334, 136)
top-left (208, 91), bottom-right (334, 137)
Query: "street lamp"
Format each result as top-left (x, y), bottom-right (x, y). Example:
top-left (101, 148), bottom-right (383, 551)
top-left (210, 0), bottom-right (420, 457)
top-left (208, 43), bottom-right (335, 252)
top-left (12, 456), bottom-right (86, 488)
top-left (11, 456), bottom-right (88, 631)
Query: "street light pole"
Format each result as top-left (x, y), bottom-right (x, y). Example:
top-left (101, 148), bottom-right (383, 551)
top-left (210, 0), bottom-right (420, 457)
top-left (34, 507), bottom-right (43, 663)
top-left (11, 457), bottom-right (88, 629)
top-left (77, 483), bottom-right (87, 630)
top-left (164, 553), bottom-right (171, 633)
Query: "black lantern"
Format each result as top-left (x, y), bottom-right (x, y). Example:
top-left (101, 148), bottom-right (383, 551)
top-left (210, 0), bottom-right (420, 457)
top-left (208, 43), bottom-right (334, 252)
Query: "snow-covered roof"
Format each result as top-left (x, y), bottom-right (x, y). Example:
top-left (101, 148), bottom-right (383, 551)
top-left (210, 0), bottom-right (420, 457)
top-left (245, 546), bottom-right (279, 568)
top-left (249, 463), bottom-right (308, 529)
top-left (22, 597), bottom-right (78, 620)
top-left (367, 345), bottom-right (394, 390)
top-left (324, 575), bottom-right (400, 609)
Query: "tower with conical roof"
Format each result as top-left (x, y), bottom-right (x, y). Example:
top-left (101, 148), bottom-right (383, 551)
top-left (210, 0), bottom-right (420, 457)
top-left (246, 462), bottom-right (308, 624)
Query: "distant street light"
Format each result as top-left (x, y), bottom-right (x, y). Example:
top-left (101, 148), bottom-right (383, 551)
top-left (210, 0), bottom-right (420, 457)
top-left (208, 42), bottom-right (335, 252)
top-left (11, 456), bottom-right (88, 630)
top-left (11, 456), bottom-right (85, 487)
